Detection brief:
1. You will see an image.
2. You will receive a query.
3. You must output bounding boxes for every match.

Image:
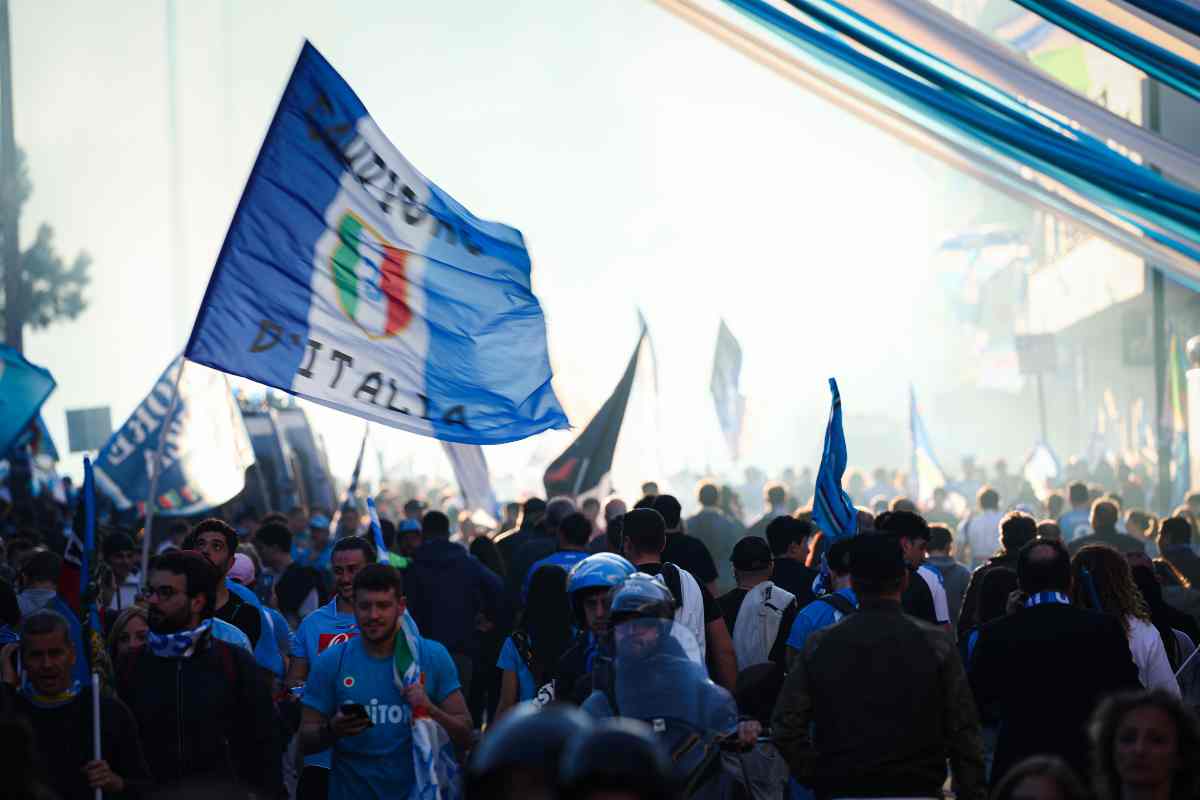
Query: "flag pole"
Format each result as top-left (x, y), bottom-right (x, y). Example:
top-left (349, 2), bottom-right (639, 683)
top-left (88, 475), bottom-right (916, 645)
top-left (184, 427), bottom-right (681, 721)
top-left (139, 356), bottom-right (188, 581)
top-left (91, 670), bottom-right (102, 800)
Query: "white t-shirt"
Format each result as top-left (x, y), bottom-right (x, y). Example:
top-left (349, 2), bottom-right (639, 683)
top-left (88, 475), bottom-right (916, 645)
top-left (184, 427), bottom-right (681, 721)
top-left (917, 565), bottom-right (951, 625)
top-left (959, 510), bottom-right (1004, 566)
top-left (1127, 615), bottom-right (1181, 696)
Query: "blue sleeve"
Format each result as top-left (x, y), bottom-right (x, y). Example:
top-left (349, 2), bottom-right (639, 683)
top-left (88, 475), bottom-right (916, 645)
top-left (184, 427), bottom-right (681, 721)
top-left (421, 639), bottom-right (461, 705)
top-left (786, 606), bottom-right (823, 651)
top-left (301, 648), bottom-right (336, 717)
top-left (291, 619), bottom-right (311, 659)
top-left (497, 637), bottom-right (521, 672)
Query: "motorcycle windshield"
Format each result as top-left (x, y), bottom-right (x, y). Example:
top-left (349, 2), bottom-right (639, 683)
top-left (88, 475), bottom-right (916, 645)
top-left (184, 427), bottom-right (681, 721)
top-left (607, 618), bottom-right (738, 737)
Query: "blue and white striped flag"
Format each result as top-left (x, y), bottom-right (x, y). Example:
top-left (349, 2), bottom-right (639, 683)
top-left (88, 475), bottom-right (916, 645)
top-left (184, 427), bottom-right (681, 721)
top-left (185, 42), bottom-right (568, 445)
top-left (812, 378), bottom-right (858, 542)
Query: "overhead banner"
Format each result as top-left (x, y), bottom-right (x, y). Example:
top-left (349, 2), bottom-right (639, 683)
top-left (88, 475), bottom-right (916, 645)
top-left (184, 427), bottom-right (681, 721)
top-left (710, 319), bottom-right (746, 461)
top-left (94, 357), bottom-right (255, 515)
top-left (186, 42), bottom-right (568, 446)
top-left (0, 345), bottom-right (56, 458)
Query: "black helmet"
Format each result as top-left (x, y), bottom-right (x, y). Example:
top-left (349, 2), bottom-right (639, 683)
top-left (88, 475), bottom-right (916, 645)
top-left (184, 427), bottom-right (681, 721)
top-left (607, 573), bottom-right (676, 628)
top-left (558, 718), bottom-right (677, 800)
top-left (465, 703), bottom-right (592, 798)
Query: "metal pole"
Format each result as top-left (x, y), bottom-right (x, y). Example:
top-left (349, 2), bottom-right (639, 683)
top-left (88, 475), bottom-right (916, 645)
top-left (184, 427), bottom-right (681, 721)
top-left (139, 357), bottom-right (187, 581)
top-left (1036, 372), bottom-right (1049, 444)
top-left (1147, 77), bottom-right (1172, 514)
top-left (165, 0), bottom-right (188, 345)
top-left (0, 0), bottom-right (21, 352)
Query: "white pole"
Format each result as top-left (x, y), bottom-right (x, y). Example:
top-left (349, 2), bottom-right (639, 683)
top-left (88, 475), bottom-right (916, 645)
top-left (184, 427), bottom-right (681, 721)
top-left (139, 357), bottom-right (188, 582)
top-left (91, 670), bottom-right (101, 800)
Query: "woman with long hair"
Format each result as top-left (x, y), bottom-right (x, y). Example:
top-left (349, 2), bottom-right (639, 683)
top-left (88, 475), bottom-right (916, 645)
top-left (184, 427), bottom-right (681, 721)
top-left (106, 605), bottom-right (148, 665)
top-left (495, 565), bottom-right (573, 717)
top-left (1071, 545), bottom-right (1180, 694)
top-left (1089, 689), bottom-right (1200, 800)
top-left (991, 755), bottom-right (1089, 800)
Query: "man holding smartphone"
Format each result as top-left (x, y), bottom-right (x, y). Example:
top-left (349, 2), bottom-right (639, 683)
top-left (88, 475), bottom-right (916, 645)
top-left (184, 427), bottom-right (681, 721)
top-left (300, 563), bottom-right (472, 799)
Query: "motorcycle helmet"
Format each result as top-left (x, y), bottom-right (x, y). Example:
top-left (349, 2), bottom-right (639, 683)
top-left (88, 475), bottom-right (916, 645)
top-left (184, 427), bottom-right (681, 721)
top-left (566, 552), bottom-right (637, 626)
top-left (465, 702), bottom-right (593, 799)
top-left (558, 718), bottom-right (676, 800)
top-left (607, 572), bottom-right (676, 627)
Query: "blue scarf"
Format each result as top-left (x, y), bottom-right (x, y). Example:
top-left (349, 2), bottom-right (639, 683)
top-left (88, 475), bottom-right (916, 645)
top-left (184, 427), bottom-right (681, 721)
top-left (147, 619), bottom-right (212, 659)
top-left (1025, 591), bottom-right (1071, 607)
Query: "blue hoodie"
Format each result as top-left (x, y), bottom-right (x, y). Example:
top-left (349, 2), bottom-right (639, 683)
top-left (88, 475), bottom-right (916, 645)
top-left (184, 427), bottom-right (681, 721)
top-left (404, 538), bottom-right (506, 656)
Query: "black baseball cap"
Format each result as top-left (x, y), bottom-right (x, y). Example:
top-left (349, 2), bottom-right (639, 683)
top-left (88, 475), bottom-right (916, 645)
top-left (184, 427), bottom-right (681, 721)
top-left (731, 536), bottom-right (773, 571)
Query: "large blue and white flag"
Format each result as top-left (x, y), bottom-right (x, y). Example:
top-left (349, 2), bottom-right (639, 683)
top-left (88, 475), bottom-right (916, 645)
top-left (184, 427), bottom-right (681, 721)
top-left (710, 320), bottom-right (746, 461)
top-left (94, 356), bottom-right (255, 515)
top-left (185, 42), bottom-right (568, 446)
top-left (441, 441), bottom-right (500, 519)
top-left (0, 345), bottom-right (56, 457)
top-left (909, 386), bottom-right (947, 506)
top-left (812, 378), bottom-right (858, 542)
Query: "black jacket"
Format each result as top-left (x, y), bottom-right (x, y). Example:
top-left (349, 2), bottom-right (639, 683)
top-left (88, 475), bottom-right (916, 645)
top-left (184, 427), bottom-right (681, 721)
top-left (969, 602), bottom-right (1141, 783)
top-left (773, 600), bottom-right (986, 799)
top-left (3, 685), bottom-right (151, 800)
top-left (957, 553), bottom-right (1018, 638)
top-left (406, 537), bottom-right (506, 655)
top-left (115, 636), bottom-right (280, 795)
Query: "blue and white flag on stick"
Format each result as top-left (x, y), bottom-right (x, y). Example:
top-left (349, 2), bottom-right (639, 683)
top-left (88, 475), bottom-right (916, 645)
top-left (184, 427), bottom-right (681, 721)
top-left (812, 378), bottom-right (858, 542)
top-left (365, 497), bottom-right (389, 564)
top-left (441, 441), bottom-right (500, 520)
top-left (710, 320), bottom-right (746, 461)
top-left (94, 356), bottom-right (255, 515)
top-left (909, 386), bottom-right (947, 506)
top-left (185, 42), bottom-right (568, 446)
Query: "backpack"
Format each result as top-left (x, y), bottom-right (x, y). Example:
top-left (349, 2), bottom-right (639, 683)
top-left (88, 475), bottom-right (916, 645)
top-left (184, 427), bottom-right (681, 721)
top-left (731, 582), bottom-right (795, 670)
top-left (816, 592), bottom-right (856, 618)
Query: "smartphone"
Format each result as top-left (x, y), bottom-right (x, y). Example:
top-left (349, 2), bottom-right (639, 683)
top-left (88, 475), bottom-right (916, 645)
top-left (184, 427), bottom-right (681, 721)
top-left (339, 703), bottom-right (373, 725)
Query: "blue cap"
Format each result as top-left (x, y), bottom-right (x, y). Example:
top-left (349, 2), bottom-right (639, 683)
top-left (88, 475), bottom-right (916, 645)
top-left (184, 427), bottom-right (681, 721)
top-left (309, 515), bottom-right (330, 529)
top-left (398, 519), bottom-right (421, 533)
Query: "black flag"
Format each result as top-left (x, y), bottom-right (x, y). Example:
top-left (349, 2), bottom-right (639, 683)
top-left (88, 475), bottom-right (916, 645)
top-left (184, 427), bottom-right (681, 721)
top-left (543, 327), bottom-right (645, 497)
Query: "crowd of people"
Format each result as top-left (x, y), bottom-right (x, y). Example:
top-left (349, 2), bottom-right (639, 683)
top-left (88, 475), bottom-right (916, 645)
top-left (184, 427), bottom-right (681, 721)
top-left (0, 460), bottom-right (1199, 799)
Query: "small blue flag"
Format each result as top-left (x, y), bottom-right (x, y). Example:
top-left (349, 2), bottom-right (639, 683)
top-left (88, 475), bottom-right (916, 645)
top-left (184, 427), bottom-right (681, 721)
top-left (366, 497), bottom-right (389, 564)
top-left (812, 378), bottom-right (858, 542)
top-left (0, 345), bottom-right (56, 457)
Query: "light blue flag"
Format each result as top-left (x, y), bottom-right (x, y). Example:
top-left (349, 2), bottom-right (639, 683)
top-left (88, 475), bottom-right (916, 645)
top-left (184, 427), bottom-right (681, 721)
top-left (0, 344), bottom-right (56, 457)
top-left (812, 378), bottom-right (858, 542)
top-left (909, 386), bottom-right (947, 506)
top-left (185, 42), bottom-right (568, 445)
top-left (366, 497), bottom-right (389, 564)
top-left (710, 320), bottom-right (746, 460)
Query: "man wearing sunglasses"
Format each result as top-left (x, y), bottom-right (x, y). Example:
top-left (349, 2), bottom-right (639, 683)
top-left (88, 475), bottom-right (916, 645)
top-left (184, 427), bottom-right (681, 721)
top-left (115, 550), bottom-right (281, 797)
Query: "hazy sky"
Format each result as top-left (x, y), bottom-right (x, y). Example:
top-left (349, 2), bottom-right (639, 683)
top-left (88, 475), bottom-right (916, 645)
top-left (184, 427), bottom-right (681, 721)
top-left (15, 0), bottom-right (962, 497)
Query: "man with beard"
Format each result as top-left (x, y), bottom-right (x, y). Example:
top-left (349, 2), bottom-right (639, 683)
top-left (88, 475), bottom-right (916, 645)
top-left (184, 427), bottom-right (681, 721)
top-left (300, 564), bottom-right (472, 800)
top-left (287, 537), bottom-right (372, 800)
top-left (187, 519), bottom-right (262, 647)
top-left (115, 550), bottom-right (280, 796)
top-left (4, 610), bottom-right (150, 800)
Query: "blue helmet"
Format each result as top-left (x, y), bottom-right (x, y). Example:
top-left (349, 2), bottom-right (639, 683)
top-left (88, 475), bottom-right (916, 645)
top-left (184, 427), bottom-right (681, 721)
top-left (566, 553), bottom-right (637, 626)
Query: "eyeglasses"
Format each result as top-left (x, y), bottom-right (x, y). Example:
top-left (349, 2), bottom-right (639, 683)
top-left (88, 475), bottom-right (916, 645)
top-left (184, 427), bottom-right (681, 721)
top-left (142, 585), bottom-right (180, 601)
